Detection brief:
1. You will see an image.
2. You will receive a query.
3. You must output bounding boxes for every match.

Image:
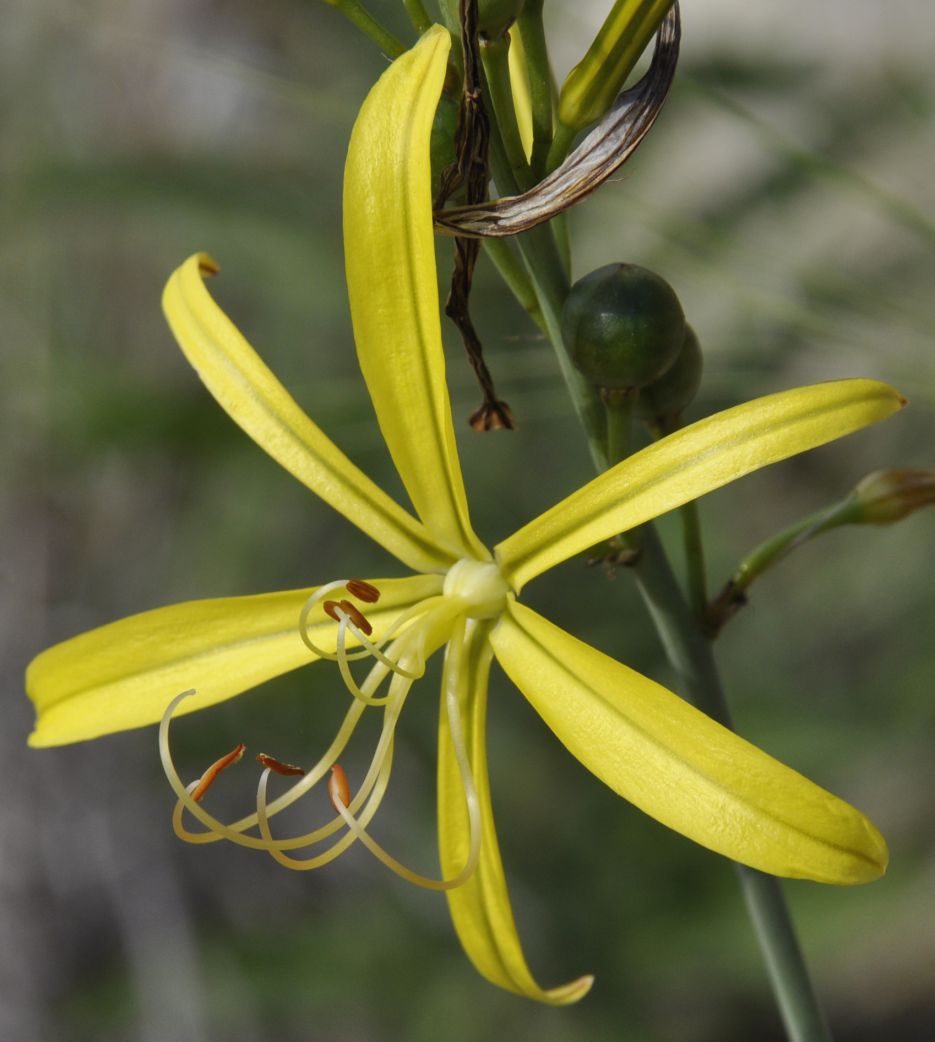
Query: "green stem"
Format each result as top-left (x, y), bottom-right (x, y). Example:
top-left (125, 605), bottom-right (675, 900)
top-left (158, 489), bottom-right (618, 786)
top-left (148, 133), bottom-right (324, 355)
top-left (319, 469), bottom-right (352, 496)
top-left (655, 417), bottom-right (708, 619)
top-left (481, 34), bottom-right (533, 191)
top-left (705, 498), bottom-right (855, 636)
top-left (514, 0), bottom-right (554, 179)
top-left (402, 0), bottom-right (432, 34)
top-left (435, 0), bottom-right (460, 34)
top-left (680, 499), bottom-right (707, 617)
top-left (481, 30), bottom-right (831, 1037)
top-left (603, 389), bottom-right (634, 464)
top-left (517, 229), bottom-right (607, 470)
top-left (736, 870), bottom-right (833, 1042)
top-left (552, 212), bottom-right (573, 275)
top-left (325, 0), bottom-right (407, 57)
top-left (732, 502), bottom-right (850, 597)
top-left (546, 119), bottom-right (577, 172)
top-left (481, 239), bottom-right (544, 328)
top-left (483, 101), bottom-right (607, 467)
top-left (631, 526), bottom-right (833, 1042)
top-left (479, 42), bottom-right (831, 1035)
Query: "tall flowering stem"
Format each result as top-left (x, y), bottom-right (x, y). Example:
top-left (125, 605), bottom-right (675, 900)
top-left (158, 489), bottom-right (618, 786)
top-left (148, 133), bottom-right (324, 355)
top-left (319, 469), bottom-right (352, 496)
top-left (448, 4), bottom-right (860, 1039)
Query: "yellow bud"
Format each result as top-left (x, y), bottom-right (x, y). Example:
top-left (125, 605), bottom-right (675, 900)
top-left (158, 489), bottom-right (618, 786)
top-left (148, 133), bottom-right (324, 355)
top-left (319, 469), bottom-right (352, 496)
top-left (851, 469), bottom-right (935, 524)
top-left (558, 0), bottom-right (673, 132)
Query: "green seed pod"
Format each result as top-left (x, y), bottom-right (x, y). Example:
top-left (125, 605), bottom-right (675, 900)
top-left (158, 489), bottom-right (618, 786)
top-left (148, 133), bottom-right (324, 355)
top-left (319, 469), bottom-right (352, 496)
top-left (637, 324), bottom-right (703, 423)
top-left (478, 0), bottom-right (525, 38)
top-left (563, 263), bottom-right (685, 390)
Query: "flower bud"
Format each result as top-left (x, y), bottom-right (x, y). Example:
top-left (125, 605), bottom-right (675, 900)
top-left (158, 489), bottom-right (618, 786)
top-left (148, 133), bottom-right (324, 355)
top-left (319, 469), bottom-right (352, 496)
top-left (636, 324), bottom-right (703, 424)
top-left (851, 469), bottom-right (935, 525)
top-left (558, 0), bottom-right (673, 131)
top-left (563, 262), bottom-right (685, 390)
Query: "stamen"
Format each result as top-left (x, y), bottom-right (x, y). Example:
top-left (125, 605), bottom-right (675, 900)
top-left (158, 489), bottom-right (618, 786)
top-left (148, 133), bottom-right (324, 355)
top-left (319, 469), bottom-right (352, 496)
top-left (256, 753), bottom-right (306, 777)
top-left (328, 785), bottom-right (479, 892)
top-left (191, 742), bottom-right (245, 802)
top-left (339, 600), bottom-right (373, 636)
top-left (159, 598), bottom-right (476, 891)
top-left (334, 613), bottom-right (425, 682)
top-left (161, 687), bottom-right (372, 850)
top-left (334, 619), bottom-right (397, 706)
top-left (298, 585), bottom-right (444, 685)
top-left (346, 579), bottom-right (381, 603)
top-left (253, 751), bottom-right (395, 871)
top-left (323, 598), bottom-right (373, 637)
top-left (250, 673), bottom-right (414, 870)
top-left (160, 668), bottom-right (412, 855)
top-left (315, 619), bottom-right (482, 893)
top-left (328, 763), bottom-right (351, 809)
top-left (298, 582), bottom-right (372, 663)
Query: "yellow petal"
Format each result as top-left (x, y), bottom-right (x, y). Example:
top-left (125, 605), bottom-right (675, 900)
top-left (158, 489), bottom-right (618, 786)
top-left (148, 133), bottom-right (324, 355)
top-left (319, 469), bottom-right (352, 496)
top-left (162, 254), bottom-right (453, 575)
top-left (27, 575), bottom-right (443, 747)
top-left (438, 619), bottom-right (593, 1003)
top-left (344, 28), bottom-right (488, 561)
top-left (491, 601), bottom-right (887, 884)
top-left (497, 379), bottom-right (905, 591)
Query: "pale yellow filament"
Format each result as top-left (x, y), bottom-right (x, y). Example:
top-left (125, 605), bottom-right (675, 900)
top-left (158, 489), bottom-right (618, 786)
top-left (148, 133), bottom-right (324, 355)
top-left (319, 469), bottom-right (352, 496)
top-left (332, 617), bottom-right (482, 889)
top-left (160, 590), bottom-right (479, 890)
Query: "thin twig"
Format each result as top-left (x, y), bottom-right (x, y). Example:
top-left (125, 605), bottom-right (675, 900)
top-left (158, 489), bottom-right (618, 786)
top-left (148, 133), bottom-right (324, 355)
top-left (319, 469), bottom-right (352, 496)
top-left (436, 0), bottom-right (514, 430)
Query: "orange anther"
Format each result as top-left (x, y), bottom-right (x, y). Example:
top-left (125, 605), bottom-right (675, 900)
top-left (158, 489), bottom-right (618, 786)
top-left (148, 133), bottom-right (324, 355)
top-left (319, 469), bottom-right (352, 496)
top-left (255, 753), bottom-right (306, 777)
top-left (321, 598), bottom-right (373, 636)
top-left (338, 599), bottom-right (373, 636)
top-left (328, 764), bottom-right (351, 811)
top-left (191, 742), bottom-right (245, 802)
top-left (346, 579), bottom-right (381, 604)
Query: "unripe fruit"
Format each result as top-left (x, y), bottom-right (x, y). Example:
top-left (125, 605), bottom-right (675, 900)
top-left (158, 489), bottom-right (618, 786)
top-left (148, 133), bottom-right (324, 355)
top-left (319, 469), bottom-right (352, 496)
top-left (563, 263), bottom-right (685, 390)
top-left (637, 325), bottom-right (703, 423)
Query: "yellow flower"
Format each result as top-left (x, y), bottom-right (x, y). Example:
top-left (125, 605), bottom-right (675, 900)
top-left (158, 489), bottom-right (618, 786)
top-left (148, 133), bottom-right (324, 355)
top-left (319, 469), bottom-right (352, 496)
top-left (27, 27), bottom-right (900, 1004)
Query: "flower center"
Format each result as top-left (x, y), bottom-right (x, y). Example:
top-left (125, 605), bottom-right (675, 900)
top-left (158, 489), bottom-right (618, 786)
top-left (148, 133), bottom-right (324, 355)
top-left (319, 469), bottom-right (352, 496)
top-left (442, 558), bottom-right (510, 619)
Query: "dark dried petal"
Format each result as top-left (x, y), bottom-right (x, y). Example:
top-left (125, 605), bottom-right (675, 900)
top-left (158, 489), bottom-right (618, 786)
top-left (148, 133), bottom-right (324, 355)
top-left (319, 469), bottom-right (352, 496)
top-left (435, 3), bottom-right (680, 238)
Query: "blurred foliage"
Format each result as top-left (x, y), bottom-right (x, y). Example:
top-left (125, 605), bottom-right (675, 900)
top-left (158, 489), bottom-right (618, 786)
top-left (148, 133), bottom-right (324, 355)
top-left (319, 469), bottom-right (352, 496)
top-left (2, 1), bottom-right (934, 1041)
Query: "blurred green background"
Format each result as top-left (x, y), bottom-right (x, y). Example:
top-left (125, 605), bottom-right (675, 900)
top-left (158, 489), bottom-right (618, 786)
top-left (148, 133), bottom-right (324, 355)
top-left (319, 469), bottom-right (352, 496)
top-left (3, 1), bottom-right (934, 1040)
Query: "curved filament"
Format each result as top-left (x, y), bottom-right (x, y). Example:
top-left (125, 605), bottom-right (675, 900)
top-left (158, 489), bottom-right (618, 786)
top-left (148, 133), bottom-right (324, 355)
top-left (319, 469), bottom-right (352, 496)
top-left (254, 744), bottom-right (395, 870)
top-left (323, 617), bottom-right (481, 892)
top-left (161, 689), bottom-right (370, 850)
top-left (158, 597), bottom-right (477, 890)
top-left (161, 647), bottom-right (418, 852)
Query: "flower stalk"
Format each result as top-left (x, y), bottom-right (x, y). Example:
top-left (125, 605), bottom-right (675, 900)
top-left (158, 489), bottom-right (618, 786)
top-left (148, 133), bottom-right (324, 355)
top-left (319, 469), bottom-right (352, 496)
top-left (466, 3), bottom-right (872, 1034)
top-left (705, 466), bottom-right (930, 637)
top-left (630, 527), bottom-right (833, 1042)
top-left (322, 0), bottom-right (406, 57)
